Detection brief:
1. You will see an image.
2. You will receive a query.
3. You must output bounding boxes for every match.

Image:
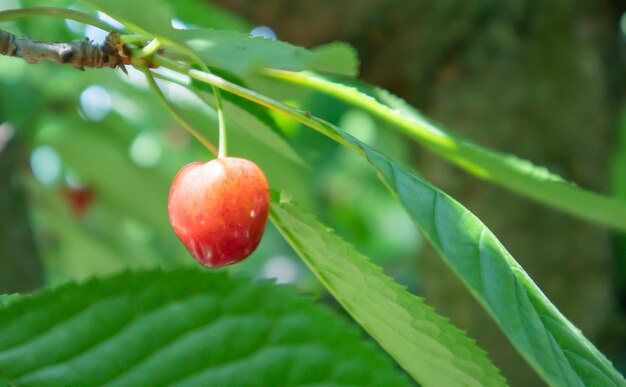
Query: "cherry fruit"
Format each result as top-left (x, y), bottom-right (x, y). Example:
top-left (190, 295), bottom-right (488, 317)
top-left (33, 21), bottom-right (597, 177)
top-left (168, 157), bottom-right (270, 267)
top-left (61, 185), bottom-right (94, 216)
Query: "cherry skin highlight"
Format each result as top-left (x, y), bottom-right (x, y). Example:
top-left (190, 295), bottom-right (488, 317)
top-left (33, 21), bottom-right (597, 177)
top-left (168, 157), bottom-right (270, 267)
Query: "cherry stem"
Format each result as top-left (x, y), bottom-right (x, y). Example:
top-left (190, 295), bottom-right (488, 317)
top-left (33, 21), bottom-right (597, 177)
top-left (119, 34), bottom-right (152, 44)
top-left (159, 45), bottom-right (227, 158)
top-left (136, 38), bottom-right (161, 58)
top-left (152, 38), bottom-right (228, 158)
top-left (215, 84), bottom-right (227, 158)
top-left (143, 69), bottom-right (218, 155)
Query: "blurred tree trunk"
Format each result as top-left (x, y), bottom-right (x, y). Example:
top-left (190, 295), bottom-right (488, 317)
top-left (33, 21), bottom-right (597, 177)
top-left (211, 0), bottom-right (622, 384)
top-left (0, 132), bottom-right (44, 293)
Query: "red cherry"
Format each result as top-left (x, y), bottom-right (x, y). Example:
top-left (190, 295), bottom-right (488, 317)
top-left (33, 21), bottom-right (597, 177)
top-left (61, 186), bottom-right (95, 216)
top-left (168, 157), bottom-right (270, 267)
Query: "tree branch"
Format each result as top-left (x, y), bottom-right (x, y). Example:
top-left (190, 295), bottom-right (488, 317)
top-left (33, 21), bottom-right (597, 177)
top-left (0, 29), bottom-right (130, 71)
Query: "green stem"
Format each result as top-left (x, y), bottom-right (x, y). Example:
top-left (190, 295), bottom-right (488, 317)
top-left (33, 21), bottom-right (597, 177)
top-left (0, 7), bottom-right (125, 32)
top-left (119, 34), bottom-right (152, 44)
top-left (263, 69), bottom-right (453, 149)
top-left (142, 69), bottom-right (218, 156)
top-left (183, 58), bottom-right (227, 158)
top-left (158, 45), bottom-right (228, 157)
top-left (216, 85), bottom-right (227, 158)
top-left (153, 55), bottom-right (188, 72)
top-left (137, 38), bottom-right (160, 58)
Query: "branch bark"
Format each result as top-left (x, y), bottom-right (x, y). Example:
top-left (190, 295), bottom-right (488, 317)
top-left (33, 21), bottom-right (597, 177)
top-left (0, 29), bottom-right (129, 71)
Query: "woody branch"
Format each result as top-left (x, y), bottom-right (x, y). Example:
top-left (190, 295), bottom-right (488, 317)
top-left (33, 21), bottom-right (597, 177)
top-left (0, 29), bottom-right (130, 71)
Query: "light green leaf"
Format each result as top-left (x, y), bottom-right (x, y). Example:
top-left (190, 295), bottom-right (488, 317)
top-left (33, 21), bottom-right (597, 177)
top-left (37, 117), bottom-right (171, 235)
top-left (264, 70), bottom-right (626, 232)
top-left (79, 0), bottom-right (173, 35)
top-left (270, 195), bottom-right (507, 387)
top-left (81, 0), bottom-right (359, 76)
top-left (0, 268), bottom-right (409, 386)
top-left (183, 70), bottom-right (626, 386)
top-left (168, 0), bottom-right (250, 32)
top-left (178, 29), bottom-right (359, 76)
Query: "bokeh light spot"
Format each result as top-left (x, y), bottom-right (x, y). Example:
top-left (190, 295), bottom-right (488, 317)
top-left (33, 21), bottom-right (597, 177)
top-left (65, 169), bottom-right (85, 189)
top-left (130, 133), bottom-right (162, 167)
top-left (98, 11), bottom-right (124, 30)
top-left (80, 85), bottom-right (112, 121)
top-left (85, 25), bottom-right (108, 45)
top-left (261, 255), bottom-right (299, 284)
top-left (250, 25), bottom-right (277, 40)
top-left (31, 146), bottom-right (62, 185)
top-left (340, 109), bottom-right (376, 144)
top-left (0, 0), bottom-right (20, 12)
top-left (171, 18), bottom-right (188, 30)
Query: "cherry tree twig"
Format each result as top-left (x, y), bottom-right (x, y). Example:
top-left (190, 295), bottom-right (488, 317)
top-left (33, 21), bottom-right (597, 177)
top-left (0, 29), bottom-right (130, 71)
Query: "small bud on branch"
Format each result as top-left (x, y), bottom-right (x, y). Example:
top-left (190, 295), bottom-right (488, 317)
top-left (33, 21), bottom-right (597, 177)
top-left (0, 29), bottom-right (130, 71)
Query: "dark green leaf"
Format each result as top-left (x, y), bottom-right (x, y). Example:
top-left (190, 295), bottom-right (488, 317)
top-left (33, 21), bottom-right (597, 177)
top-left (0, 268), bottom-right (409, 386)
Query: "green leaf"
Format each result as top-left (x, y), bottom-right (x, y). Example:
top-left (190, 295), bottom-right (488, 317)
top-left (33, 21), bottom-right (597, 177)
top-left (326, 130), bottom-right (626, 387)
top-left (270, 195), bottom-right (507, 386)
top-left (81, 0), bottom-right (359, 76)
top-left (30, 181), bottom-right (159, 282)
top-left (183, 71), bottom-right (626, 386)
top-left (177, 29), bottom-right (359, 76)
top-left (0, 295), bottom-right (20, 307)
top-left (0, 268), bottom-right (409, 386)
top-left (168, 0), bottom-right (250, 32)
top-left (79, 0), bottom-right (173, 35)
top-left (264, 70), bottom-right (626, 232)
top-left (37, 117), bottom-right (171, 235)
top-left (334, 128), bottom-right (625, 387)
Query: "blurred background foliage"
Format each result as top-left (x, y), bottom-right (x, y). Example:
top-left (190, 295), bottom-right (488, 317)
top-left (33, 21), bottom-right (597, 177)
top-left (1, 0), bottom-right (625, 385)
top-left (0, 0), bottom-right (419, 294)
